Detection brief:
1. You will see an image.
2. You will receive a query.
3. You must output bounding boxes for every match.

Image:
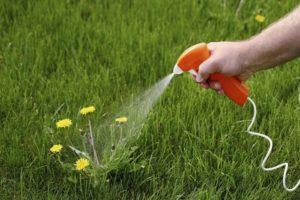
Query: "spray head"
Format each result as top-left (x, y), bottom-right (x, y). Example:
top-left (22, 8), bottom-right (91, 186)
top-left (173, 43), bottom-right (209, 80)
top-left (173, 64), bottom-right (183, 75)
top-left (174, 43), bottom-right (210, 72)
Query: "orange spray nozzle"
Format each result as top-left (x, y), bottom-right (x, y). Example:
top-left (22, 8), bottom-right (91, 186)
top-left (173, 43), bottom-right (249, 106)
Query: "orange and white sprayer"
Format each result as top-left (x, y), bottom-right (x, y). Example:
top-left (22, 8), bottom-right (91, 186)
top-left (172, 43), bottom-right (300, 192)
top-left (173, 43), bottom-right (249, 106)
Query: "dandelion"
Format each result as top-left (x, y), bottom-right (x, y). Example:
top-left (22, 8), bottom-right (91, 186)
top-left (115, 117), bottom-right (128, 124)
top-left (80, 106), bottom-right (96, 115)
top-left (255, 14), bottom-right (265, 23)
top-left (75, 158), bottom-right (90, 171)
top-left (56, 119), bottom-right (72, 128)
top-left (50, 144), bottom-right (63, 153)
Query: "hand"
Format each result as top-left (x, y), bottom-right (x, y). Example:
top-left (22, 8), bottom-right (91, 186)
top-left (196, 41), bottom-right (254, 93)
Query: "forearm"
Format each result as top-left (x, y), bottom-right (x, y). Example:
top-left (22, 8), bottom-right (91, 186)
top-left (243, 6), bottom-right (300, 72)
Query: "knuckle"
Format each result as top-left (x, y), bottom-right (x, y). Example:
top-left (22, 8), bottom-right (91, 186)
top-left (207, 42), bottom-right (217, 48)
top-left (209, 58), bottom-right (221, 68)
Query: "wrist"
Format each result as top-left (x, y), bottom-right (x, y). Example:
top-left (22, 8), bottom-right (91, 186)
top-left (238, 39), bottom-right (261, 74)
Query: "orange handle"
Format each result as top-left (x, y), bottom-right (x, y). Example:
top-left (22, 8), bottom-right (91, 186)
top-left (209, 73), bottom-right (248, 106)
top-left (176, 43), bottom-right (249, 106)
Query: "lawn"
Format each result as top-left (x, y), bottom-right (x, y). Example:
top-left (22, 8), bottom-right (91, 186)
top-left (0, 0), bottom-right (299, 199)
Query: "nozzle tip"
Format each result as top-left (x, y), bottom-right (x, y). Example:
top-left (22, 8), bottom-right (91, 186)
top-left (173, 64), bottom-right (183, 75)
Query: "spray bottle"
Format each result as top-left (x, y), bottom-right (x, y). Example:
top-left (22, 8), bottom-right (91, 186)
top-left (173, 43), bottom-right (300, 192)
top-left (173, 43), bottom-right (249, 106)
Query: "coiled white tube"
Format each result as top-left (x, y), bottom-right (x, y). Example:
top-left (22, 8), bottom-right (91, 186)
top-left (247, 97), bottom-right (300, 192)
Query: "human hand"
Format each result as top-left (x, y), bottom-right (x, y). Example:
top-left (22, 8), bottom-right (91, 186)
top-left (195, 41), bottom-right (255, 93)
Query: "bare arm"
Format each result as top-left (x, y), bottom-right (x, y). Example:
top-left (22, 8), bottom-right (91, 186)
top-left (246, 6), bottom-right (300, 71)
top-left (197, 6), bottom-right (300, 91)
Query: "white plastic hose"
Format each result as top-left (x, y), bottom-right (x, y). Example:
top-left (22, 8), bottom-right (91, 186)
top-left (247, 97), bottom-right (300, 192)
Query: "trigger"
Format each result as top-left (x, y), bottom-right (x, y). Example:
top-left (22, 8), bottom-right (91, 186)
top-left (189, 69), bottom-right (202, 82)
top-left (189, 69), bottom-right (197, 77)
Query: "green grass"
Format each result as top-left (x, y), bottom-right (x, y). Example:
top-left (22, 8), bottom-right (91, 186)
top-left (0, 0), bottom-right (300, 199)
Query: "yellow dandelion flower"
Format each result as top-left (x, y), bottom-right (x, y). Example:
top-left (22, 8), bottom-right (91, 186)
top-left (115, 117), bottom-right (128, 124)
top-left (80, 106), bottom-right (96, 115)
top-left (75, 158), bottom-right (90, 171)
top-left (255, 14), bottom-right (265, 23)
top-left (56, 119), bottom-right (72, 128)
top-left (50, 144), bottom-right (63, 153)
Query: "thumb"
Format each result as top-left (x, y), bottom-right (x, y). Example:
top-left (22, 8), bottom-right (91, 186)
top-left (197, 58), bottom-right (219, 83)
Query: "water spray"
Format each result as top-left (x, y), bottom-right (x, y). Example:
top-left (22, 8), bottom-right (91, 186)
top-left (172, 43), bottom-right (300, 192)
top-left (77, 43), bottom-right (298, 192)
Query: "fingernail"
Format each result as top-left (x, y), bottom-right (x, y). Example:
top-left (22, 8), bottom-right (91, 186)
top-left (218, 90), bottom-right (224, 94)
top-left (196, 74), bottom-right (203, 82)
top-left (201, 83), bottom-right (209, 89)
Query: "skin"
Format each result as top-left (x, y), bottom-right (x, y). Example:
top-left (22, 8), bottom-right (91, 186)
top-left (197, 6), bottom-right (300, 93)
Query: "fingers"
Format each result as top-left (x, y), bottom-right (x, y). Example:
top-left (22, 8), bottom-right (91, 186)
top-left (197, 44), bottom-right (220, 83)
top-left (209, 81), bottom-right (223, 94)
top-left (208, 81), bottom-right (221, 91)
top-left (192, 42), bottom-right (227, 94)
top-left (191, 74), bottom-right (223, 94)
top-left (196, 43), bottom-right (223, 94)
top-left (197, 58), bottom-right (218, 83)
top-left (200, 82), bottom-right (209, 89)
top-left (191, 74), bottom-right (210, 89)
top-left (196, 42), bottom-right (217, 82)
